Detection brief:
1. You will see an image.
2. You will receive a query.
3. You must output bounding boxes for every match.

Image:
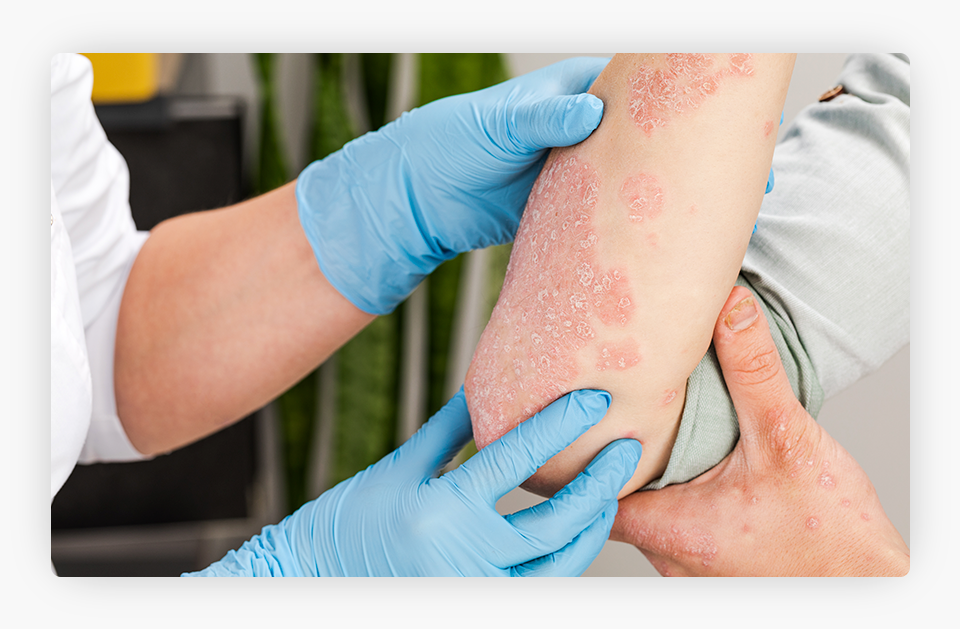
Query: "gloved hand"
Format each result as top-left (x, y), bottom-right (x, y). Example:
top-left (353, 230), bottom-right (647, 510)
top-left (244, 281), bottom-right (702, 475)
top-left (186, 388), bottom-right (642, 577)
top-left (296, 57), bottom-right (610, 315)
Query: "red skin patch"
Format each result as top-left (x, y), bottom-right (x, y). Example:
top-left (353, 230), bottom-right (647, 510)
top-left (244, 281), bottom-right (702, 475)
top-left (628, 53), bottom-right (755, 136)
top-left (595, 339), bottom-right (641, 372)
top-left (619, 173), bottom-right (664, 223)
top-left (466, 154), bottom-right (640, 448)
top-left (763, 120), bottom-right (775, 137)
top-left (632, 524), bottom-right (718, 569)
top-left (729, 53), bottom-right (754, 76)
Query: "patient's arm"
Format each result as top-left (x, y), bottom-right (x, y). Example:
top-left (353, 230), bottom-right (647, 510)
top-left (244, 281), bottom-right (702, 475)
top-left (465, 54), bottom-right (795, 498)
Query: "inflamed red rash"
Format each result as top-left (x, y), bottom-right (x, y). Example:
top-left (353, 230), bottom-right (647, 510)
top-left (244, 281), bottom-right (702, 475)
top-left (619, 173), bottom-right (664, 223)
top-left (626, 523), bottom-right (718, 569)
top-left (466, 154), bottom-right (640, 449)
top-left (819, 460), bottom-right (835, 489)
top-left (628, 53), bottom-right (755, 136)
top-left (596, 339), bottom-right (641, 372)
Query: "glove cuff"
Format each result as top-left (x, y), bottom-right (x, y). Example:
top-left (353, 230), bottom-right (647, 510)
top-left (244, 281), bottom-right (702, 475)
top-left (296, 138), bottom-right (447, 315)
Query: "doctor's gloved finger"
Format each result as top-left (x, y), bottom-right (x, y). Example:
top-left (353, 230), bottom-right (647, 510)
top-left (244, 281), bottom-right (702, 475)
top-left (528, 56), bottom-right (610, 95)
top-left (508, 93), bottom-right (604, 153)
top-left (505, 439), bottom-right (641, 555)
top-left (450, 389), bottom-right (611, 504)
top-left (391, 388), bottom-right (474, 480)
top-left (511, 499), bottom-right (618, 577)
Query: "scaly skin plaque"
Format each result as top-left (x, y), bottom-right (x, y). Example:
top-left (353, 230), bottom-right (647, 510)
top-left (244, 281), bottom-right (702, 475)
top-left (628, 53), bottom-right (755, 135)
top-left (466, 153), bottom-right (640, 449)
top-left (619, 173), bottom-right (665, 223)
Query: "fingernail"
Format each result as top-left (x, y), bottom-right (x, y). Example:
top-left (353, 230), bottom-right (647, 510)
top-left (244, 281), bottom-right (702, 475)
top-left (724, 297), bottom-right (758, 331)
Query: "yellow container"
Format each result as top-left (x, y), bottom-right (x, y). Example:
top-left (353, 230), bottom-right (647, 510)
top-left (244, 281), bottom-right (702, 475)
top-left (80, 53), bottom-right (159, 104)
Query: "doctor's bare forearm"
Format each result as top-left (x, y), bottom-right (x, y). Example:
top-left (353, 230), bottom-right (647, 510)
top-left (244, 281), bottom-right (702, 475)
top-left (115, 181), bottom-right (374, 456)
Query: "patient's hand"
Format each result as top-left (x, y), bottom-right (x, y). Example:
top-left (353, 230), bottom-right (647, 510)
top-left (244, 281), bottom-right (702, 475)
top-left (465, 54), bottom-right (795, 498)
top-left (610, 286), bottom-right (910, 576)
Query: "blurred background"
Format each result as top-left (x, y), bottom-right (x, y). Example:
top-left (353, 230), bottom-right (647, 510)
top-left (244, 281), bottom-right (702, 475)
top-left (51, 53), bottom-right (908, 577)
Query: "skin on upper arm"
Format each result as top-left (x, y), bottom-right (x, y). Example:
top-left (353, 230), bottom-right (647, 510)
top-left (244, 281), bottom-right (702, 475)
top-left (465, 54), bottom-right (796, 497)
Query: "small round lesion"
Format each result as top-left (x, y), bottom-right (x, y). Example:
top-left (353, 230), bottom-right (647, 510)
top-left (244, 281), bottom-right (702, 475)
top-left (661, 389), bottom-right (678, 405)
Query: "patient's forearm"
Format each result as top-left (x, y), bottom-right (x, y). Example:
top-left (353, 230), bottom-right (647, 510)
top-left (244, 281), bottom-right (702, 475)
top-left (466, 54), bottom-right (796, 497)
top-left (586, 54), bottom-right (794, 382)
top-left (115, 182), bottom-right (374, 456)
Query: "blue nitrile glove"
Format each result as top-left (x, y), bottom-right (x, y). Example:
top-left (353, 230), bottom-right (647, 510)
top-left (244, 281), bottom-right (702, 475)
top-left (185, 388), bottom-right (642, 577)
top-left (296, 57), bottom-right (609, 315)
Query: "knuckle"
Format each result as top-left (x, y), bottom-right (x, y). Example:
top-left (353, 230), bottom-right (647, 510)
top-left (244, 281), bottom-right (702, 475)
top-left (729, 342), bottom-right (783, 388)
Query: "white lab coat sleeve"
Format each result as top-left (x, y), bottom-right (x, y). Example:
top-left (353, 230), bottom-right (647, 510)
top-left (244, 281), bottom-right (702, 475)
top-left (80, 229), bottom-right (149, 463)
top-left (50, 53), bottom-right (150, 463)
top-left (51, 182), bottom-right (93, 497)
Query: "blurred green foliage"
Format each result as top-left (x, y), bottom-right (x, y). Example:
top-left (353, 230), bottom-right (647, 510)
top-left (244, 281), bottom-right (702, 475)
top-left (310, 54), bottom-right (356, 161)
top-left (252, 53), bottom-right (289, 195)
top-left (361, 53), bottom-right (393, 131)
